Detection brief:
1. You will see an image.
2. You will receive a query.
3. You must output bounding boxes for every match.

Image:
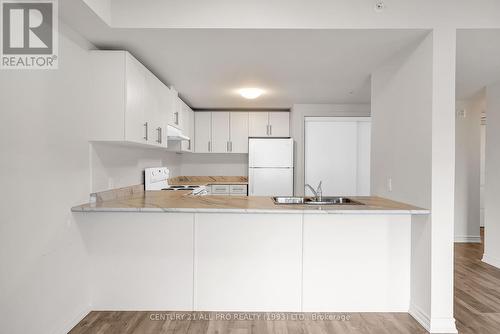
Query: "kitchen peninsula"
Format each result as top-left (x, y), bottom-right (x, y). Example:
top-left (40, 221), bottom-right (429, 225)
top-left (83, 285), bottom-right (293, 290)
top-left (73, 188), bottom-right (428, 313)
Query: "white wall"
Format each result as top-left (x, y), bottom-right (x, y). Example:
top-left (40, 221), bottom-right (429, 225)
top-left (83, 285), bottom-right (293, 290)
top-left (0, 22), bottom-right (93, 334)
top-left (371, 30), bottom-right (457, 333)
top-left (290, 104), bottom-right (370, 196)
top-left (91, 142), bottom-right (182, 192)
top-left (483, 84), bottom-right (500, 268)
top-left (455, 94), bottom-right (483, 243)
top-left (82, 0), bottom-right (111, 24)
top-left (0, 21), bottom-right (183, 334)
top-left (180, 153), bottom-right (248, 176)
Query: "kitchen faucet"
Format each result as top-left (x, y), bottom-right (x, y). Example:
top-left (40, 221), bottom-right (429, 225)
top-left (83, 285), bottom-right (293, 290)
top-left (305, 181), bottom-right (323, 201)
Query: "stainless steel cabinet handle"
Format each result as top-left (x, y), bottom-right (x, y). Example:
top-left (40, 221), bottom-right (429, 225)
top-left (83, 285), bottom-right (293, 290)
top-left (156, 127), bottom-right (162, 144)
top-left (226, 141), bottom-right (230, 152)
top-left (174, 112), bottom-right (179, 125)
top-left (144, 122), bottom-right (148, 141)
top-left (230, 141), bottom-right (233, 152)
top-left (269, 125), bottom-right (272, 136)
top-left (208, 141), bottom-right (211, 152)
top-left (188, 139), bottom-right (191, 150)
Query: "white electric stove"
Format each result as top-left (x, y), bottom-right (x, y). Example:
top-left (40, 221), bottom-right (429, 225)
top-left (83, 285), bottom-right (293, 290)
top-left (144, 167), bottom-right (207, 195)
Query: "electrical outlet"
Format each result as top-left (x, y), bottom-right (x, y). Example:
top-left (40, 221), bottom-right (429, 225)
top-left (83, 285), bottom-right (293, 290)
top-left (388, 177), bottom-right (393, 192)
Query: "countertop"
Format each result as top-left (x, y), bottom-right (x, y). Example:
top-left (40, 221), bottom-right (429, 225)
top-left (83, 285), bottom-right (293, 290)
top-left (168, 176), bottom-right (248, 186)
top-left (72, 190), bottom-right (429, 214)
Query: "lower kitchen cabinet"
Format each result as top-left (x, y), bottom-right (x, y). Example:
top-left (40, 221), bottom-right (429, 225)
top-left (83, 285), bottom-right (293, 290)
top-left (194, 213), bottom-right (302, 311)
top-left (209, 184), bottom-right (248, 195)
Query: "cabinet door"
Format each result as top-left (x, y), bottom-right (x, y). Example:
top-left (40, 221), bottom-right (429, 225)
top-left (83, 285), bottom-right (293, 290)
top-left (269, 112), bottom-right (290, 137)
top-left (169, 88), bottom-right (182, 129)
top-left (181, 103), bottom-right (194, 152)
top-left (124, 54), bottom-right (146, 144)
top-left (158, 84), bottom-right (172, 147)
top-left (211, 112), bottom-right (230, 153)
top-left (249, 112), bottom-right (269, 137)
top-left (229, 112), bottom-right (249, 153)
top-left (144, 71), bottom-right (163, 146)
top-left (194, 112), bottom-right (211, 153)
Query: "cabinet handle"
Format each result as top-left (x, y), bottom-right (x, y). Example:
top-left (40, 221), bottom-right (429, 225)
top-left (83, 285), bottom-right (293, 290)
top-left (230, 141), bottom-right (233, 152)
top-left (174, 112), bottom-right (179, 125)
top-left (266, 124), bottom-right (270, 136)
top-left (188, 139), bottom-right (191, 150)
top-left (144, 122), bottom-right (148, 141)
top-left (269, 125), bottom-right (272, 136)
top-left (156, 127), bottom-right (162, 144)
top-left (208, 141), bottom-right (211, 152)
top-left (226, 141), bottom-right (229, 152)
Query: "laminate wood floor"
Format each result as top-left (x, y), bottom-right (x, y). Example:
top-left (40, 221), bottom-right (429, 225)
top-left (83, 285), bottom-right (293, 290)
top-left (70, 228), bottom-right (500, 334)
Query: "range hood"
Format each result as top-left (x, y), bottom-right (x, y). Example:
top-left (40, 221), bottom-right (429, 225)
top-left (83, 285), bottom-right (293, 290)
top-left (166, 125), bottom-right (190, 141)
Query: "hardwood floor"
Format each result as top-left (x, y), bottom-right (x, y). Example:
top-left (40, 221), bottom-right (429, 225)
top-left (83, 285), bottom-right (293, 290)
top-left (70, 228), bottom-right (500, 334)
top-left (454, 228), bottom-right (500, 334)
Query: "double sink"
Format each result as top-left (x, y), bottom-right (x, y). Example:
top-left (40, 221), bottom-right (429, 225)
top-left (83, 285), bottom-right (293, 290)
top-left (272, 196), bottom-right (363, 206)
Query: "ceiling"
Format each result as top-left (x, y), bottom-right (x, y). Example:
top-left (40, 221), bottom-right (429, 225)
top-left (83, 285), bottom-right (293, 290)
top-left (61, 1), bottom-right (428, 109)
top-left (456, 29), bottom-right (500, 100)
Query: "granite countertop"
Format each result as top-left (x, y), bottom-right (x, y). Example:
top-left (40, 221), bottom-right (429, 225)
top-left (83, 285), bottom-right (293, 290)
top-left (72, 190), bottom-right (429, 215)
top-left (168, 176), bottom-right (248, 186)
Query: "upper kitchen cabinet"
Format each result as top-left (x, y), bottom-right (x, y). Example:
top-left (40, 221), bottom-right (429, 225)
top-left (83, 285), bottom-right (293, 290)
top-left (229, 112), bottom-right (249, 153)
top-left (194, 112), bottom-right (249, 153)
top-left (249, 111), bottom-right (290, 137)
top-left (169, 88), bottom-right (183, 131)
top-left (88, 50), bottom-right (171, 148)
top-left (180, 101), bottom-right (194, 152)
top-left (194, 112), bottom-right (212, 153)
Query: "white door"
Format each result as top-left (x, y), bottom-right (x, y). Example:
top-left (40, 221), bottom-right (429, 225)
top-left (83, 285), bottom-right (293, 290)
top-left (124, 54), bottom-right (146, 144)
top-left (249, 112), bottom-right (269, 137)
top-left (249, 138), bottom-right (293, 168)
top-left (230, 112), bottom-right (249, 153)
top-left (249, 168), bottom-right (293, 196)
top-left (194, 112), bottom-right (211, 153)
top-left (305, 117), bottom-right (371, 196)
top-left (211, 112), bottom-right (230, 153)
top-left (269, 112), bottom-right (290, 137)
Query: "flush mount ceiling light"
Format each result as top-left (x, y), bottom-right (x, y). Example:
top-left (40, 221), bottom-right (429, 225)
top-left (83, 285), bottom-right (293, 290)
top-left (238, 88), bottom-right (264, 99)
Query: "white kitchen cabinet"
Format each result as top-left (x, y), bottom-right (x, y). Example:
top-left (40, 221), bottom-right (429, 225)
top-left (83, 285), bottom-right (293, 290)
top-left (268, 112), bottom-right (290, 137)
top-left (229, 184), bottom-right (248, 195)
top-left (210, 184), bottom-right (230, 195)
top-left (169, 88), bottom-right (183, 130)
top-left (180, 101), bottom-right (194, 152)
top-left (249, 112), bottom-right (269, 137)
top-left (194, 112), bottom-right (212, 153)
top-left (211, 112), bottom-right (230, 153)
top-left (194, 111), bottom-right (249, 153)
top-left (194, 213), bottom-right (302, 311)
top-left (229, 112), bottom-right (249, 153)
top-left (249, 111), bottom-right (289, 137)
top-left (89, 50), bottom-right (171, 148)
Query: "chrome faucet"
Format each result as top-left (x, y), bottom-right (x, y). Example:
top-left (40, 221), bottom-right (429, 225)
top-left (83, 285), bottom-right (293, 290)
top-left (305, 181), bottom-right (323, 201)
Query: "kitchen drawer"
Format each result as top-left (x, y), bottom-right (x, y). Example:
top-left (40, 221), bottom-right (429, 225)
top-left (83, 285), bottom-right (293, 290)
top-left (211, 184), bottom-right (230, 195)
top-left (230, 184), bottom-right (248, 195)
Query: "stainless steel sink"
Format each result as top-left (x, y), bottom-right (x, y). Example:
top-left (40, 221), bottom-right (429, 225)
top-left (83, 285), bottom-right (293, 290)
top-left (305, 197), bottom-right (363, 205)
top-left (272, 196), bottom-right (306, 204)
top-left (272, 196), bottom-right (363, 205)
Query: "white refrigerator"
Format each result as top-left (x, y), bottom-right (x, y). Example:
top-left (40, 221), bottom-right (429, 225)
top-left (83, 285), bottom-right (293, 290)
top-left (248, 138), bottom-right (294, 196)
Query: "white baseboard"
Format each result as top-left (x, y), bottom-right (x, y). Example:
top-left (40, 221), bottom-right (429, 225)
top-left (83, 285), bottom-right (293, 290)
top-left (54, 305), bottom-right (91, 334)
top-left (409, 304), bottom-right (430, 332)
top-left (409, 304), bottom-right (457, 333)
top-left (454, 235), bottom-right (481, 243)
top-left (482, 254), bottom-right (500, 269)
